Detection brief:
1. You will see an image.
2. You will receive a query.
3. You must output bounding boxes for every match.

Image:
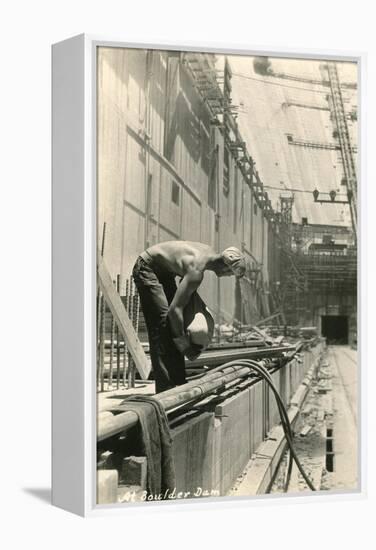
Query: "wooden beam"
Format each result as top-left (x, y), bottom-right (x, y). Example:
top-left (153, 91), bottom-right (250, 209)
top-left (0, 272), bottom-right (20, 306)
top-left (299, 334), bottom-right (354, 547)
top-left (254, 311), bottom-right (283, 327)
top-left (97, 256), bottom-right (151, 380)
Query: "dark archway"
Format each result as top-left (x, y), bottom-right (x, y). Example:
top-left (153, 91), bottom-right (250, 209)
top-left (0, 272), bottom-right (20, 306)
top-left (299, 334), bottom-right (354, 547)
top-left (321, 315), bottom-right (348, 344)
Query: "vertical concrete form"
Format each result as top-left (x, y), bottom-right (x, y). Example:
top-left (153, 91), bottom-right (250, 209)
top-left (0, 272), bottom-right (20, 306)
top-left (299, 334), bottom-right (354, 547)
top-left (211, 417), bottom-right (223, 493)
top-left (171, 412), bottom-right (215, 495)
top-left (252, 380), bottom-right (265, 452)
top-left (279, 363), bottom-right (290, 407)
top-left (268, 370), bottom-right (281, 428)
top-left (215, 388), bottom-right (252, 494)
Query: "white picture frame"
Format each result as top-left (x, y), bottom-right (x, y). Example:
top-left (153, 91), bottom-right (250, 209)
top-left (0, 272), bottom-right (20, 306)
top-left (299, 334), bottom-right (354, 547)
top-left (52, 34), bottom-right (366, 517)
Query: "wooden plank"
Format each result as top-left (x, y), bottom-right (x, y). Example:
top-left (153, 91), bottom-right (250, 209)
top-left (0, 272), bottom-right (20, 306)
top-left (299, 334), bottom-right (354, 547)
top-left (299, 424), bottom-right (312, 437)
top-left (250, 326), bottom-right (274, 345)
top-left (98, 256), bottom-right (151, 380)
top-left (254, 311), bottom-right (283, 327)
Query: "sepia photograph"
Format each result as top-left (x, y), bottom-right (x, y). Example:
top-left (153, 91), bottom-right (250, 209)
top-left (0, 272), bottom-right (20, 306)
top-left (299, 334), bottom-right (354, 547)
top-left (95, 46), bottom-right (358, 506)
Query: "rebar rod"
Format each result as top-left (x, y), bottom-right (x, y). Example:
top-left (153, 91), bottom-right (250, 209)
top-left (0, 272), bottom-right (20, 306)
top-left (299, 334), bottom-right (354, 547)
top-left (116, 274), bottom-right (121, 390)
top-left (123, 279), bottom-right (129, 386)
top-left (127, 278), bottom-right (135, 388)
top-left (99, 295), bottom-right (106, 392)
top-left (108, 280), bottom-right (116, 390)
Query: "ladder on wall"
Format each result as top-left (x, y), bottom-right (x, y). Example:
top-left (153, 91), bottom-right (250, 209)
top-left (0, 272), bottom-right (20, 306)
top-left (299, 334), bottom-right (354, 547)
top-left (327, 62), bottom-right (358, 237)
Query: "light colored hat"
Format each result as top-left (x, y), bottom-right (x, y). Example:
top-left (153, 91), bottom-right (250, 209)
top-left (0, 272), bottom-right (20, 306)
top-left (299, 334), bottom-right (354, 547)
top-left (187, 310), bottom-right (215, 349)
top-left (221, 247), bottom-right (246, 278)
top-left (184, 292), bottom-right (215, 351)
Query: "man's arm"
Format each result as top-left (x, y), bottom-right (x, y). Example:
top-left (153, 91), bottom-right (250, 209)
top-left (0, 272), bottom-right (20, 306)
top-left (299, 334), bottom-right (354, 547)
top-left (168, 268), bottom-right (203, 337)
top-left (167, 268), bottom-right (203, 358)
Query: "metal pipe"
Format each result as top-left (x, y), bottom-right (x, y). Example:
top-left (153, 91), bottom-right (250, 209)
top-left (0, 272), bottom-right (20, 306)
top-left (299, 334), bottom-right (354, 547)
top-left (153, 361), bottom-right (255, 403)
top-left (97, 341), bottom-right (301, 441)
top-left (97, 362), bottom-right (255, 441)
top-left (187, 344), bottom-right (295, 368)
top-left (98, 356), bottom-right (283, 441)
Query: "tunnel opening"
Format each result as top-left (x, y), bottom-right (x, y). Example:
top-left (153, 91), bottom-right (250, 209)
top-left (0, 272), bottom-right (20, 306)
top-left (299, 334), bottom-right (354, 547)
top-left (321, 315), bottom-right (348, 345)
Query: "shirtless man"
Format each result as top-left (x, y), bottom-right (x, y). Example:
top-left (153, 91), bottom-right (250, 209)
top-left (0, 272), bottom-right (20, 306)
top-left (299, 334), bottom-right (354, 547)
top-left (132, 241), bottom-right (246, 393)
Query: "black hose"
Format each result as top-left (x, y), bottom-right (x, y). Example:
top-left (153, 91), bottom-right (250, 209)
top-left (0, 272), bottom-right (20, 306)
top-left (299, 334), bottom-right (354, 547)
top-left (249, 362), bottom-right (295, 491)
top-left (205, 358), bottom-right (315, 491)
top-left (245, 360), bottom-right (294, 490)
top-left (187, 356), bottom-right (316, 491)
top-left (241, 360), bottom-right (316, 491)
top-left (224, 360), bottom-right (294, 491)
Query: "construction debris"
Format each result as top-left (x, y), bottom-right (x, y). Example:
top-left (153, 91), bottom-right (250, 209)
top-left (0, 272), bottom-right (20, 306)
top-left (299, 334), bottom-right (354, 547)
top-left (299, 425), bottom-right (313, 437)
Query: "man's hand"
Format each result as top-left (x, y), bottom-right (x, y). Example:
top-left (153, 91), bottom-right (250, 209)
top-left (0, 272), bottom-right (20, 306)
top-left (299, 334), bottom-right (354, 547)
top-left (173, 335), bottom-right (191, 354)
top-left (173, 335), bottom-right (203, 361)
top-left (185, 343), bottom-right (203, 361)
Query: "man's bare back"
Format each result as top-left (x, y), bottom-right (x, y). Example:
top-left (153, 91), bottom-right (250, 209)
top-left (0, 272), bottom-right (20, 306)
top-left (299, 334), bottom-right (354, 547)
top-left (136, 240), bottom-right (246, 371)
top-left (144, 241), bottom-right (217, 278)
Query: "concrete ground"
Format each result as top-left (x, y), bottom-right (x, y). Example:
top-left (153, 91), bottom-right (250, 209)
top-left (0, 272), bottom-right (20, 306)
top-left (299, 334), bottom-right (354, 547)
top-left (248, 345), bottom-right (358, 495)
top-left (329, 346), bottom-right (358, 490)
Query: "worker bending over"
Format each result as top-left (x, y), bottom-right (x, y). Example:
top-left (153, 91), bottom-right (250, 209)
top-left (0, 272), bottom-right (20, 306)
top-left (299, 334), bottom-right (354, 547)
top-left (132, 241), bottom-right (246, 393)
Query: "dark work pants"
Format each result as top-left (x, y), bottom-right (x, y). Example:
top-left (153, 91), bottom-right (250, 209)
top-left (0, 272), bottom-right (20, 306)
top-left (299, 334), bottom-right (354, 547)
top-left (132, 256), bottom-right (186, 393)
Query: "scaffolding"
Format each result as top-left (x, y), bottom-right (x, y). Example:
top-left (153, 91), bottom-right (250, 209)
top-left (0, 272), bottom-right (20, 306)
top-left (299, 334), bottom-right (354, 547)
top-left (297, 248), bottom-right (357, 295)
top-left (326, 62), bottom-right (358, 236)
top-left (279, 217), bottom-right (357, 325)
top-left (286, 134), bottom-right (357, 153)
top-left (282, 100), bottom-right (330, 112)
top-left (272, 70), bottom-right (357, 90)
top-left (276, 194), bottom-right (306, 323)
top-left (182, 52), bottom-right (224, 118)
top-left (184, 54), bottom-right (278, 223)
top-left (182, 55), bottom-right (358, 327)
